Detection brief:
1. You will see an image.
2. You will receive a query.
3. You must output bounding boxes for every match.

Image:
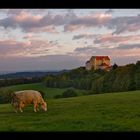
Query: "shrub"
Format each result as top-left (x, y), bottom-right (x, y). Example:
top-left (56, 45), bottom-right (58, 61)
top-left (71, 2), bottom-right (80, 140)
top-left (0, 89), bottom-right (14, 104)
top-left (54, 95), bottom-right (62, 99)
top-left (62, 89), bottom-right (77, 98)
top-left (54, 88), bottom-right (77, 99)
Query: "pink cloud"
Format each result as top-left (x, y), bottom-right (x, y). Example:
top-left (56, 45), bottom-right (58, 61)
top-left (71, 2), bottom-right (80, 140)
top-left (13, 11), bottom-right (43, 23)
top-left (23, 33), bottom-right (33, 39)
top-left (94, 34), bottom-right (140, 44)
top-left (64, 13), bottom-right (111, 31)
top-left (74, 44), bottom-right (140, 60)
top-left (0, 39), bottom-right (56, 58)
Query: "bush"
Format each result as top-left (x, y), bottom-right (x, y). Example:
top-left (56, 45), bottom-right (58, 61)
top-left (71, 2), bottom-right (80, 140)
top-left (54, 88), bottom-right (77, 99)
top-left (0, 89), bottom-right (14, 104)
top-left (62, 89), bottom-right (77, 98)
top-left (54, 95), bottom-right (62, 99)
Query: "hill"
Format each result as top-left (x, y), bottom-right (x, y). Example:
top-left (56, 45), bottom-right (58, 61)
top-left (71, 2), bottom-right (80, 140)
top-left (0, 71), bottom-right (65, 79)
top-left (0, 83), bottom-right (88, 103)
top-left (0, 90), bottom-right (140, 131)
top-left (44, 61), bottom-right (140, 93)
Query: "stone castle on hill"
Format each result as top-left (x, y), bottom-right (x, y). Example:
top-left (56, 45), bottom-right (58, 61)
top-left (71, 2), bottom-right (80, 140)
top-left (85, 56), bottom-right (110, 71)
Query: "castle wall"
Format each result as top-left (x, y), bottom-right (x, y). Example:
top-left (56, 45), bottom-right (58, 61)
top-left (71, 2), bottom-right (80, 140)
top-left (103, 59), bottom-right (110, 65)
top-left (85, 56), bottom-right (110, 70)
top-left (86, 62), bottom-right (92, 70)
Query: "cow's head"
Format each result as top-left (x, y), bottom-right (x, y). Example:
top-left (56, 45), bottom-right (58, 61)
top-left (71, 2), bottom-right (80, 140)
top-left (41, 101), bottom-right (47, 112)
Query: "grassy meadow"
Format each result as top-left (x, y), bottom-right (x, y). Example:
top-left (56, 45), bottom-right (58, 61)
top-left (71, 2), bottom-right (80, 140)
top-left (0, 83), bottom-right (88, 99)
top-left (0, 83), bottom-right (140, 131)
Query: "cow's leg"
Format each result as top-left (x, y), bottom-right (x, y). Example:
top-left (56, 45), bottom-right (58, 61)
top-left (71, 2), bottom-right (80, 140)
top-left (14, 107), bottom-right (18, 113)
top-left (19, 108), bottom-right (23, 113)
top-left (36, 104), bottom-right (39, 111)
top-left (33, 102), bottom-right (37, 112)
top-left (19, 102), bottom-right (23, 113)
top-left (13, 102), bottom-right (18, 113)
top-left (15, 106), bottom-right (18, 113)
top-left (19, 106), bottom-right (23, 113)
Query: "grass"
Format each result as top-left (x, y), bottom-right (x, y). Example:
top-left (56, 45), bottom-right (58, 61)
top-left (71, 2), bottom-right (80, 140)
top-left (0, 89), bottom-right (140, 131)
top-left (0, 83), bottom-right (88, 99)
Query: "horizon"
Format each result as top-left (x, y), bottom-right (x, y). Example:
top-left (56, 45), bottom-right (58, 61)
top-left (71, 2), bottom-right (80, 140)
top-left (0, 9), bottom-right (140, 72)
top-left (0, 60), bottom-right (138, 74)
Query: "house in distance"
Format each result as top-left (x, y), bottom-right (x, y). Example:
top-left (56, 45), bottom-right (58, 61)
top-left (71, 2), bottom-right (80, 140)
top-left (85, 56), bottom-right (110, 71)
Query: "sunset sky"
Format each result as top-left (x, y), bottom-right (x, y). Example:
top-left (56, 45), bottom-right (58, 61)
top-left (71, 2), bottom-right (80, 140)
top-left (0, 9), bottom-right (140, 72)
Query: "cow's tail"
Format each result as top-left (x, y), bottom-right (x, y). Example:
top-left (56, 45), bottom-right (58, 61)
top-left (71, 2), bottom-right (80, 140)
top-left (11, 92), bottom-right (17, 106)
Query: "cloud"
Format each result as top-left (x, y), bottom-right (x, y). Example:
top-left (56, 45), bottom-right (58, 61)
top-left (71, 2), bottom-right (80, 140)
top-left (73, 34), bottom-right (98, 40)
top-left (0, 11), bottom-right (43, 31)
top-left (0, 54), bottom-right (83, 71)
top-left (0, 40), bottom-right (30, 57)
top-left (49, 40), bottom-right (58, 45)
top-left (27, 26), bottom-right (59, 33)
top-left (64, 13), bottom-right (112, 31)
top-left (105, 9), bottom-right (114, 14)
top-left (7, 9), bottom-right (23, 15)
top-left (23, 33), bottom-right (33, 39)
top-left (107, 15), bottom-right (140, 34)
top-left (1, 10), bottom-right (140, 35)
top-left (0, 10), bottom-right (77, 32)
top-left (74, 44), bottom-right (140, 58)
top-left (94, 34), bottom-right (140, 44)
top-left (0, 39), bottom-right (55, 58)
top-left (116, 43), bottom-right (140, 49)
top-left (64, 12), bottom-right (140, 34)
top-left (75, 46), bottom-right (94, 52)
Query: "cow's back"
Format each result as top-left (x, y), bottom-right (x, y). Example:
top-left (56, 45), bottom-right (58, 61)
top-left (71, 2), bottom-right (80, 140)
top-left (13, 90), bottom-right (42, 104)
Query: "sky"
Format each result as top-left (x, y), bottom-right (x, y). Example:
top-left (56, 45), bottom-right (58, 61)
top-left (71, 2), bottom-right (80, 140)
top-left (0, 9), bottom-right (140, 72)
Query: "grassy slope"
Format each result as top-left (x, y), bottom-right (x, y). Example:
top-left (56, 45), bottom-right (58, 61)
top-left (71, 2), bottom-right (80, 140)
top-left (0, 83), bottom-right (88, 99)
top-left (0, 90), bottom-right (140, 131)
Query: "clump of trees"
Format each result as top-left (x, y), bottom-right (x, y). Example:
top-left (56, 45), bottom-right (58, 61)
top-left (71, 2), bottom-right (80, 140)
top-left (44, 67), bottom-right (106, 90)
top-left (44, 61), bottom-right (140, 94)
top-left (0, 77), bottom-right (43, 88)
top-left (0, 89), bottom-right (14, 104)
top-left (54, 88), bottom-right (77, 99)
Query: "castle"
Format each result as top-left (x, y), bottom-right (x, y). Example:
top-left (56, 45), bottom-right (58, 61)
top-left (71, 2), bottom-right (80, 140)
top-left (85, 56), bottom-right (110, 71)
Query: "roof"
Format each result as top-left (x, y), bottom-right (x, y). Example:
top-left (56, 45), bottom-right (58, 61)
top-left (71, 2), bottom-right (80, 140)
top-left (95, 56), bottom-right (110, 60)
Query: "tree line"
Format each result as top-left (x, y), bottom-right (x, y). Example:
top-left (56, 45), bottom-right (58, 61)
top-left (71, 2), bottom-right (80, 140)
top-left (0, 77), bottom-right (43, 88)
top-left (44, 61), bottom-right (140, 94)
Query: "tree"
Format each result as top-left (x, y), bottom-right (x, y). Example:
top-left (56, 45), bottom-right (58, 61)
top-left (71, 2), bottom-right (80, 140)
top-left (112, 63), bottom-right (118, 70)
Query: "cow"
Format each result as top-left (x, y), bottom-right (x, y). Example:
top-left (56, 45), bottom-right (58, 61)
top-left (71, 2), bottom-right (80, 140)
top-left (11, 90), bottom-right (47, 113)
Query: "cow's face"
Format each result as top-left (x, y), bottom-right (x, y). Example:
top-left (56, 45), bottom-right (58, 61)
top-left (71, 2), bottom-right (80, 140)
top-left (41, 102), bottom-right (47, 112)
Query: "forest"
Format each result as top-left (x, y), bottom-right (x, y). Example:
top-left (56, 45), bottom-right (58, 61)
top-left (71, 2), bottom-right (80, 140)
top-left (44, 61), bottom-right (140, 94)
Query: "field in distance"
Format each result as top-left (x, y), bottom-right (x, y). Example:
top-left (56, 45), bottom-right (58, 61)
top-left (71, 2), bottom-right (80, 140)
top-left (0, 83), bottom-right (88, 99)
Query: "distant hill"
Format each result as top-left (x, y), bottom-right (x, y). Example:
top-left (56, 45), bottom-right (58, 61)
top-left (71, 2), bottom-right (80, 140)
top-left (0, 70), bottom-right (69, 79)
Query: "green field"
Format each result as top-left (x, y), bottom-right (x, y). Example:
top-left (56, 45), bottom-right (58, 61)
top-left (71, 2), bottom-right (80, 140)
top-left (0, 84), bottom-right (140, 131)
top-left (0, 83), bottom-right (88, 99)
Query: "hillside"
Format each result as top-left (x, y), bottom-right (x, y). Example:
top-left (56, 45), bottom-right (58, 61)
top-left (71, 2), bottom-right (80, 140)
top-left (0, 71), bottom-right (64, 79)
top-left (44, 61), bottom-right (140, 93)
top-left (0, 83), bottom-right (88, 100)
top-left (0, 90), bottom-right (140, 131)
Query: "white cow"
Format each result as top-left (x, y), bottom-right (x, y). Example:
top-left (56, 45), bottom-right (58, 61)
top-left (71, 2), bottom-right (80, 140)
top-left (11, 90), bottom-right (47, 113)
